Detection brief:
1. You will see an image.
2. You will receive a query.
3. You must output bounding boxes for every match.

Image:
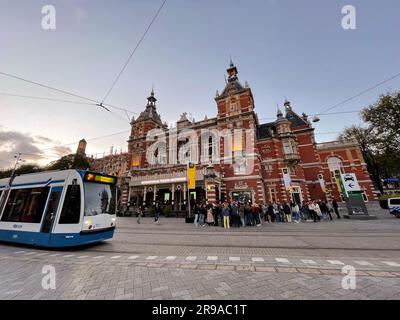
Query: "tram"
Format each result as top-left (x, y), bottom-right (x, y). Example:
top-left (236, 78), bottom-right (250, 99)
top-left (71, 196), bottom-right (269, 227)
top-left (0, 170), bottom-right (117, 247)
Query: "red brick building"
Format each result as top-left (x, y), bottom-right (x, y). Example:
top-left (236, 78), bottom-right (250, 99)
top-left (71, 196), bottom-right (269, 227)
top-left (120, 62), bottom-right (377, 211)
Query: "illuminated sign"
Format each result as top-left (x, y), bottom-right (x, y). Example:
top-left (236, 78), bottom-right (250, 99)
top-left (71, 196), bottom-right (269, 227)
top-left (85, 173), bottom-right (116, 184)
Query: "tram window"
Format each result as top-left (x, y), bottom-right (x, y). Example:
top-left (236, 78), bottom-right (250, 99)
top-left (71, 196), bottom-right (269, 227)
top-left (1, 187), bottom-right (50, 223)
top-left (84, 183), bottom-right (112, 216)
top-left (59, 185), bottom-right (81, 224)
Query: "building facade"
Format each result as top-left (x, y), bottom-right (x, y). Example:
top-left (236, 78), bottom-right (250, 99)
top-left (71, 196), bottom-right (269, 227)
top-left (121, 62), bottom-right (377, 212)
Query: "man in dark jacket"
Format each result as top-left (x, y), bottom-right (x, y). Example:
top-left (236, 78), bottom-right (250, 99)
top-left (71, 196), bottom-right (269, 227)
top-left (332, 199), bottom-right (341, 219)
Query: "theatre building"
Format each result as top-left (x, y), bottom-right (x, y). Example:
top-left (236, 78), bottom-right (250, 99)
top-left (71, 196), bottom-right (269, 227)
top-left (116, 62), bottom-right (377, 211)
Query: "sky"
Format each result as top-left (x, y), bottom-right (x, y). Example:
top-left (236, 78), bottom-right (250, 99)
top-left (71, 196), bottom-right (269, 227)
top-left (0, 0), bottom-right (399, 169)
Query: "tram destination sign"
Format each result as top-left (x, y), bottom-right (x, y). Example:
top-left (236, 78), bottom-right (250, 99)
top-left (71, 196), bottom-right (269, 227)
top-left (84, 172), bottom-right (117, 185)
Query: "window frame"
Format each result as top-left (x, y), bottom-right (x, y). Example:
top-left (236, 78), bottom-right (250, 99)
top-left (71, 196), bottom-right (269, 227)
top-left (0, 187), bottom-right (50, 224)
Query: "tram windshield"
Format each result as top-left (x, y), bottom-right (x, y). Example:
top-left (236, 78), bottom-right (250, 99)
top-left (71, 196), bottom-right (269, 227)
top-left (84, 183), bottom-right (115, 216)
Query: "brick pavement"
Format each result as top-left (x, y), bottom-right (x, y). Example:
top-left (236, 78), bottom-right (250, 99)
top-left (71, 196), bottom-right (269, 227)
top-left (0, 214), bottom-right (399, 300)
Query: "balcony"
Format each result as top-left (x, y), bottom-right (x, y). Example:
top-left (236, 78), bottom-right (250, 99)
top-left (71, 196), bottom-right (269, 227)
top-left (284, 153), bottom-right (300, 163)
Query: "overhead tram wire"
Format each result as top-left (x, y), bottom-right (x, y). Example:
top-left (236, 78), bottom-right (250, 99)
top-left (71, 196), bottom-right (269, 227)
top-left (316, 71), bottom-right (400, 116)
top-left (0, 92), bottom-right (96, 106)
top-left (100, 0), bottom-right (168, 104)
top-left (0, 71), bottom-right (139, 119)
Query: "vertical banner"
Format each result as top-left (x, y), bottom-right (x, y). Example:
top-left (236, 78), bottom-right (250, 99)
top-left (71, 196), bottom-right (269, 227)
top-left (318, 174), bottom-right (326, 193)
top-left (187, 162), bottom-right (196, 190)
top-left (282, 168), bottom-right (292, 191)
top-left (335, 176), bottom-right (347, 197)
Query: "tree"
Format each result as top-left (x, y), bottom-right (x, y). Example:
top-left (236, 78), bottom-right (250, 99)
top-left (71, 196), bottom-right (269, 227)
top-left (46, 154), bottom-right (91, 171)
top-left (0, 164), bottom-right (41, 179)
top-left (339, 92), bottom-right (400, 194)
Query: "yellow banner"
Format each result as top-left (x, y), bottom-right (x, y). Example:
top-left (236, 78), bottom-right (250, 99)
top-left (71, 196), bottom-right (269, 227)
top-left (187, 163), bottom-right (196, 190)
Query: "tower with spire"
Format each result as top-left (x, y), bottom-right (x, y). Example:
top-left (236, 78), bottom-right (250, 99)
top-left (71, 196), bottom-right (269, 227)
top-left (215, 60), bottom-right (255, 119)
top-left (128, 88), bottom-right (164, 167)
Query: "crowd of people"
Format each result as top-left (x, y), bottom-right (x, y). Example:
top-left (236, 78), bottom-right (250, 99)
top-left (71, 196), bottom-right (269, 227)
top-left (192, 199), bottom-right (341, 229)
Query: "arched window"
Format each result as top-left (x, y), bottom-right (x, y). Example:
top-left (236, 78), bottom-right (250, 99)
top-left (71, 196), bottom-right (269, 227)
top-left (327, 157), bottom-right (344, 178)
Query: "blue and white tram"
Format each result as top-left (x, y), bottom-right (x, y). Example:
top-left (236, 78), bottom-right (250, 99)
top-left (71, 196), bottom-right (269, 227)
top-left (0, 170), bottom-right (117, 247)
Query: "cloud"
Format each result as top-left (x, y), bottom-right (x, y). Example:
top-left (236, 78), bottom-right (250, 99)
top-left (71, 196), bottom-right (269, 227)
top-left (0, 129), bottom-right (72, 169)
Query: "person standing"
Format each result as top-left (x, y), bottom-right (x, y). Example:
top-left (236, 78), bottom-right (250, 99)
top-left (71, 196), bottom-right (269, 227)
top-left (332, 198), bottom-right (341, 219)
top-left (283, 202), bottom-right (292, 223)
top-left (199, 203), bottom-right (206, 227)
top-left (291, 202), bottom-right (300, 223)
top-left (154, 202), bottom-right (161, 224)
top-left (314, 200), bottom-right (322, 221)
top-left (206, 204), bottom-right (214, 226)
top-left (194, 203), bottom-right (199, 227)
top-left (308, 201), bottom-right (319, 223)
top-left (268, 203), bottom-right (275, 223)
top-left (213, 202), bottom-right (219, 226)
top-left (137, 205), bottom-right (143, 224)
top-left (320, 200), bottom-right (332, 221)
top-left (273, 201), bottom-right (280, 223)
top-left (231, 202), bottom-right (239, 227)
top-left (222, 202), bottom-right (230, 229)
top-left (239, 203), bottom-right (245, 227)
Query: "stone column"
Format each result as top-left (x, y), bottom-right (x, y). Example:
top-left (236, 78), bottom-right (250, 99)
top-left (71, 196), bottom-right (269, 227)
top-left (153, 185), bottom-right (157, 205)
top-left (171, 184), bottom-right (175, 207)
top-left (143, 186), bottom-right (147, 206)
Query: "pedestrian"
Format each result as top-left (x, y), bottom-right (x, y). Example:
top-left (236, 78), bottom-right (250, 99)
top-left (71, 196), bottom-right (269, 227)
top-left (244, 202), bottom-right (252, 226)
top-left (332, 198), bottom-right (341, 219)
top-left (283, 202), bottom-right (292, 223)
top-left (273, 202), bottom-right (280, 223)
top-left (267, 203), bottom-right (275, 222)
top-left (194, 203), bottom-right (199, 227)
top-left (213, 203), bottom-right (219, 226)
top-left (231, 202), bottom-right (239, 227)
top-left (278, 203), bottom-right (285, 222)
top-left (199, 203), bottom-right (206, 227)
top-left (137, 205), bottom-right (143, 224)
top-left (222, 202), bottom-right (230, 229)
top-left (239, 203), bottom-right (245, 227)
top-left (262, 203), bottom-right (269, 223)
top-left (320, 200), bottom-right (332, 221)
top-left (206, 204), bottom-right (214, 226)
top-left (314, 200), bottom-right (322, 221)
top-left (253, 203), bottom-right (262, 226)
top-left (154, 202), bottom-right (161, 224)
top-left (291, 202), bottom-right (300, 223)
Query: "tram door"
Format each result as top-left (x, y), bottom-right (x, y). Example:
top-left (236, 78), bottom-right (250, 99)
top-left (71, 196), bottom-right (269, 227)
top-left (41, 187), bottom-right (62, 233)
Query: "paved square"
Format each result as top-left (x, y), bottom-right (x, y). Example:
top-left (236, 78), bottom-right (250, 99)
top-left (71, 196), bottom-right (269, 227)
top-left (1, 211), bottom-right (400, 300)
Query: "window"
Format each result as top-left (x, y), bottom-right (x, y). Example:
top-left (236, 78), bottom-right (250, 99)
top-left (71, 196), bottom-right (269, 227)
top-left (59, 185), bottom-right (81, 224)
top-left (269, 188), bottom-right (276, 203)
top-left (234, 151), bottom-right (247, 175)
top-left (41, 190), bottom-right (62, 233)
top-left (1, 187), bottom-right (50, 223)
top-left (283, 142), bottom-right (294, 155)
top-left (288, 166), bottom-right (296, 175)
top-left (84, 183), bottom-right (112, 216)
top-left (327, 157), bottom-right (344, 178)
